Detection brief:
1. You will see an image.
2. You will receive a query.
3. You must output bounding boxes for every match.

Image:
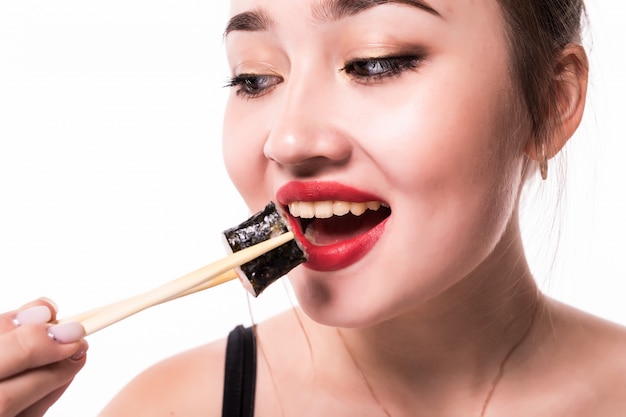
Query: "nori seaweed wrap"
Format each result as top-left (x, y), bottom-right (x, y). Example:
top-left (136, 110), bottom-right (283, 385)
top-left (222, 201), bottom-right (307, 296)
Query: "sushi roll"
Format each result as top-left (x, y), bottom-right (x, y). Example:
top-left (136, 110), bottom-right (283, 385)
top-left (223, 202), bottom-right (307, 296)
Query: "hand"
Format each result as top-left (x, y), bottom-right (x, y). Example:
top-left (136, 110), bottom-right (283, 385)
top-left (0, 299), bottom-right (88, 417)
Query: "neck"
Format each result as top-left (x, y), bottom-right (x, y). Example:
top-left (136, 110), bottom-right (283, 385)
top-left (310, 218), bottom-right (542, 415)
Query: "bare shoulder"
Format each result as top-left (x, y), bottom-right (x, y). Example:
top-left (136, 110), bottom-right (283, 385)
top-left (548, 299), bottom-right (626, 370)
top-left (539, 299), bottom-right (626, 415)
top-left (98, 336), bottom-right (228, 417)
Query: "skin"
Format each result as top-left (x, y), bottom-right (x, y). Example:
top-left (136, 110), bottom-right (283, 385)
top-left (3, 0), bottom-right (626, 416)
top-left (100, 0), bottom-right (626, 416)
top-left (222, 0), bottom-right (529, 328)
top-left (0, 300), bottom-right (87, 417)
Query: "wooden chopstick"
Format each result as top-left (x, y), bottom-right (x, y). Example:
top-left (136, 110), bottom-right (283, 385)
top-left (56, 269), bottom-right (238, 325)
top-left (57, 232), bottom-right (294, 336)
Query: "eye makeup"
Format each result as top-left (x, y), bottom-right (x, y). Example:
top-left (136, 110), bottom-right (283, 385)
top-left (224, 73), bottom-right (284, 99)
top-left (339, 54), bottom-right (424, 83)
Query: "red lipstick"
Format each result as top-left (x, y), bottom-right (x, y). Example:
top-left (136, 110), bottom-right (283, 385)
top-left (276, 181), bottom-right (390, 271)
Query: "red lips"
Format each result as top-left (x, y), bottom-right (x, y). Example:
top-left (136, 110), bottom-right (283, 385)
top-left (276, 181), bottom-right (390, 271)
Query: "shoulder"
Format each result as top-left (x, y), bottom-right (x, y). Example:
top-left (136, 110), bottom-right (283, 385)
top-left (545, 299), bottom-right (626, 367)
top-left (98, 334), bottom-right (229, 417)
top-left (537, 300), bottom-right (626, 415)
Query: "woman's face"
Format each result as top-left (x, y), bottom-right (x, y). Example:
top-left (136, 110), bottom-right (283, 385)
top-left (223, 0), bottom-right (529, 326)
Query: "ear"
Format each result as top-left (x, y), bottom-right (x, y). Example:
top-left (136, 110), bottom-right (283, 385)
top-left (525, 43), bottom-right (589, 162)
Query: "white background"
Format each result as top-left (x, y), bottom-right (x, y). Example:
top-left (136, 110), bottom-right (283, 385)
top-left (0, 1), bottom-right (624, 416)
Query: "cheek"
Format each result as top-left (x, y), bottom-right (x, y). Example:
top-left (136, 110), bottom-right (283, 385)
top-left (356, 66), bottom-right (525, 265)
top-left (363, 58), bottom-right (523, 196)
top-left (222, 97), bottom-right (271, 210)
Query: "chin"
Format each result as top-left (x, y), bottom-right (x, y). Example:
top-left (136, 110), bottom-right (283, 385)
top-left (288, 274), bottom-right (397, 329)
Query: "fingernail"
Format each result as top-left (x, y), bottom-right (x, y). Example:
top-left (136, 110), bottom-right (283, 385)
top-left (38, 297), bottom-right (58, 314)
top-left (13, 306), bottom-right (52, 327)
top-left (48, 322), bottom-right (85, 344)
top-left (70, 341), bottom-right (89, 361)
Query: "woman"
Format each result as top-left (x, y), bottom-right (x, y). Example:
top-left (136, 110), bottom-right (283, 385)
top-left (3, 0), bottom-right (626, 415)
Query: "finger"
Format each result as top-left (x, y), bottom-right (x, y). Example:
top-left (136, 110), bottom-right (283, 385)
top-left (0, 354), bottom-right (86, 417)
top-left (15, 382), bottom-right (72, 417)
top-left (0, 324), bottom-right (85, 379)
top-left (0, 299), bottom-right (58, 334)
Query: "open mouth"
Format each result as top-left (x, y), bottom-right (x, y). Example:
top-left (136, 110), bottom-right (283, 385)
top-left (287, 200), bottom-right (392, 246)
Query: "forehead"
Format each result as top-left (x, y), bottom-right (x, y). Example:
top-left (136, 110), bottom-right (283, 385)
top-left (227, 0), bottom-right (504, 34)
top-left (230, 0), bottom-right (444, 15)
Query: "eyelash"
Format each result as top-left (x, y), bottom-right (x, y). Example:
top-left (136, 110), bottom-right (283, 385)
top-left (224, 74), bottom-right (283, 99)
top-left (225, 55), bottom-right (423, 99)
top-left (339, 55), bottom-right (423, 82)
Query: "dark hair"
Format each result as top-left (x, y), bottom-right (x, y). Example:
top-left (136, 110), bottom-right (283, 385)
top-left (497, 0), bottom-right (586, 151)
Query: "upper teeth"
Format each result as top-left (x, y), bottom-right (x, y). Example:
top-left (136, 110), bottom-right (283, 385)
top-left (288, 201), bottom-right (384, 219)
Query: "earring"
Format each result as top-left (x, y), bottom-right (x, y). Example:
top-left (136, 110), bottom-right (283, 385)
top-left (539, 143), bottom-right (548, 180)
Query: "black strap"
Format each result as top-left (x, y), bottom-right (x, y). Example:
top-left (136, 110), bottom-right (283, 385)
top-left (222, 325), bottom-right (257, 417)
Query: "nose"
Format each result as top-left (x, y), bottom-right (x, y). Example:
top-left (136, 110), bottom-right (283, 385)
top-left (263, 74), bottom-right (352, 176)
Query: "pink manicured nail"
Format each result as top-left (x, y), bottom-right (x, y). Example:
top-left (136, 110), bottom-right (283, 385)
top-left (70, 341), bottom-right (89, 361)
top-left (12, 306), bottom-right (52, 327)
top-left (48, 322), bottom-right (85, 344)
top-left (70, 349), bottom-right (87, 361)
top-left (38, 297), bottom-right (58, 314)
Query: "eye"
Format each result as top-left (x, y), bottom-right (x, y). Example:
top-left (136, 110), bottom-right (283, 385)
top-left (340, 55), bottom-right (422, 82)
top-left (224, 73), bottom-right (283, 99)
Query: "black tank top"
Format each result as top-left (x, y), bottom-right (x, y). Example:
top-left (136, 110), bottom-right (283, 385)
top-left (222, 325), bottom-right (257, 417)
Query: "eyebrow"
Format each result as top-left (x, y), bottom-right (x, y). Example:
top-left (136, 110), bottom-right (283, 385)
top-left (224, 8), bottom-right (274, 38)
top-left (224, 0), bottom-right (440, 37)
